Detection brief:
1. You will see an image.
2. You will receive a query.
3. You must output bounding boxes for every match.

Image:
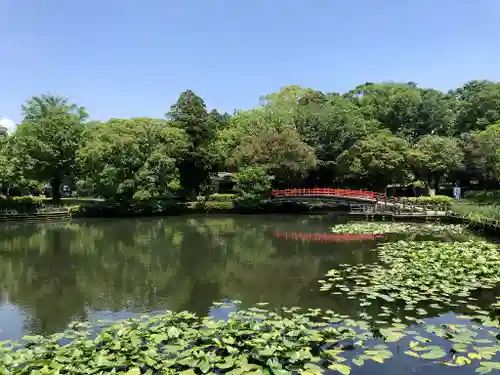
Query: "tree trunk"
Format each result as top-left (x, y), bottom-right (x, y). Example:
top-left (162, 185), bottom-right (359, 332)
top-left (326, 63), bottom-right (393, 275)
top-left (51, 178), bottom-right (61, 202)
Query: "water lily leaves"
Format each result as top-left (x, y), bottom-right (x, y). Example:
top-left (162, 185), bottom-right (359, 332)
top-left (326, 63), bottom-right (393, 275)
top-left (328, 363), bottom-right (351, 375)
top-left (476, 361), bottom-right (500, 374)
top-left (419, 346), bottom-right (447, 360)
top-left (405, 350), bottom-right (420, 358)
top-left (379, 328), bottom-right (405, 343)
top-left (125, 368), bottom-right (142, 375)
top-left (302, 363), bottom-right (324, 374)
top-left (330, 223), bottom-right (466, 236)
top-left (455, 356), bottom-right (473, 366)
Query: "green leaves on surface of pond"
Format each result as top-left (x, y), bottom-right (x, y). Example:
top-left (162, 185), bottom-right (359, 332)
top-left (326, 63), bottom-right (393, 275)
top-left (0, 305), bottom-right (498, 374)
top-left (1, 225), bottom-right (499, 374)
top-left (319, 240), bottom-right (500, 307)
top-left (330, 222), bottom-right (466, 235)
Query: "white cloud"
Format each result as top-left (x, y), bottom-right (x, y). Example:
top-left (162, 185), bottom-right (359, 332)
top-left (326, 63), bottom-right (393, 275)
top-left (0, 118), bottom-right (17, 134)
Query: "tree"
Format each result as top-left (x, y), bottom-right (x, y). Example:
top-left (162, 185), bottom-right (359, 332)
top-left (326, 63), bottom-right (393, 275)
top-left (233, 166), bottom-right (273, 205)
top-left (453, 80), bottom-right (500, 134)
top-left (22, 94), bottom-right (88, 122)
top-left (208, 109), bottom-right (231, 131)
top-left (462, 123), bottom-right (500, 185)
top-left (407, 135), bottom-right (464, 195)
top-left (13, 110), bottom-right (84, 201)
top-left (338, 131), bottom-right (410, 190)
top-left (77, 118), bottom-right (188, 200)
top-left (166, 90), bottom-right (217, 197)
top-left (229, 129), bottom-right (316, 186)
top-left (295, 93), bottom-right (378, 185)
top-left (347, 83), bottom-right (455, 141)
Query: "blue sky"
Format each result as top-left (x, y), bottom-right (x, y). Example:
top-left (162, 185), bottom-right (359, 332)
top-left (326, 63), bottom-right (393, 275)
top-left (1, 0), bottom-right (499, 127)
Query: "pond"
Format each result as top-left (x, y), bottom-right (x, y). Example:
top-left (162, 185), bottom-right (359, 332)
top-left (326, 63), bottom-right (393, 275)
top-left (0, 215), bottom-right (498, 374)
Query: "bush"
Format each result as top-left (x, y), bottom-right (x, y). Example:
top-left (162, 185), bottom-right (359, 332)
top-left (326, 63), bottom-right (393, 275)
top-left (395, 195), bottom-right (454, 210)
top-left (0, 195), bottom-right (45, 213)
top-left (233, 167), bottom-right (273, 205)
top-left (464, 190), bottom-right (500, 203)
top-left (68, 205), bottom-right (83, 215)
top-left (207, 193), bottom-right (235, 202)
top-left (192, 201), bottom-right (234, 212)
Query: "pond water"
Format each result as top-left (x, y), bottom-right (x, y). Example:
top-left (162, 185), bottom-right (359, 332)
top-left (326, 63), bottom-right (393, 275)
top-left (0, 215), bottom-right (498, 374)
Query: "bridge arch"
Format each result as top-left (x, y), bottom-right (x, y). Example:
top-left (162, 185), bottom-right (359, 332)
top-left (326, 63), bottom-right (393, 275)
top-left (270, 188), bottom-right (386, 203)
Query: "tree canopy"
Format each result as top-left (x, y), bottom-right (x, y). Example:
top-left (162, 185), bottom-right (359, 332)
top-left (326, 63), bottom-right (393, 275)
top-left (2, 79), bottom-right (500, 200)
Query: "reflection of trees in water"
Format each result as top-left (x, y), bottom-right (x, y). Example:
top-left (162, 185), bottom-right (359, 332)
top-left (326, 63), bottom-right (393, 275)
top-left (0, 215), bottom-right (446, 338)
top-left (0, 220), bottom-right (192, 335)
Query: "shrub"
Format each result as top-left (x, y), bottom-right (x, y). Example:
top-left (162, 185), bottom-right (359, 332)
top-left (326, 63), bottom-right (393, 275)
top-left (464, 190), bottom-right (500, 203)
top-left (233, 167), bottom-right (273, 205)
top-left (0, 196), bottom-right (45, 213)
top-left (68, 205), bottom-right (83, 215)
top-left (193, 200), bottom-right (234, 212)
top-left (395, 195), bottom-right (454, 210)
top-left (207, 193), bottom-right (235, 202)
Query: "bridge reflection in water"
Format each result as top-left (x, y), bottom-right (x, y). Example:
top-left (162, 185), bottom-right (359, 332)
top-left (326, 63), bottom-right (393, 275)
top-left (273, 231), bottom-right (385, 243)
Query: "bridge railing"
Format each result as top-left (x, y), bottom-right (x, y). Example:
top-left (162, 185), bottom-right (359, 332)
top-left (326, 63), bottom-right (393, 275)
top-left (270, 188), bottom-right (386, 201)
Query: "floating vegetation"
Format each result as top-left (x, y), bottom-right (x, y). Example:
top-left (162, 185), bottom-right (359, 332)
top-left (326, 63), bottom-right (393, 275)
top-left (319, 240), bottom-right (500, 307)
top-left (1, 223), bottom-right (498, 374)
top-left (0, 305), bottom-right (498, 374)
top-left (330, 222), bottom-right (466, 235)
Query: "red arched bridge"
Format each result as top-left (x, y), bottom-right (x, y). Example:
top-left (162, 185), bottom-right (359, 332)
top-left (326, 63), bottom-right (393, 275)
top-left (270, 188), bottom-right (386, 203)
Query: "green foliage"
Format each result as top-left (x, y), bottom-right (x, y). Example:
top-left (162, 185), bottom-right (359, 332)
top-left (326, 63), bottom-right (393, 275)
top-left (229, 128), bottom-right (316, 184)
top-left (21, 93), bottom-right (88, 122)
top-left (233, 167), bottom-right (273, 205)
top-left (13, 95), bottom-right (87, 201)
top-left (0, 301), bottom-right (498, 373)
top-left (295, 93), bottom-right (378, 163)
top-left (4, 80), bottom-right (500, 206)
top-left (338, 131), bottom-right (410, 189)
top-left (407, 135), bottom-right (464, 193)
top-left (167, 90), bottom-right (217, 197)
top-left (464, 190), bottom-right (500, 203)
top-left (192, 200), bottom-right (234, 212)
top-left (331, 222), bottom-right (465, 235)
top-left (454, 80), bottom-right (500, 133)
top-left (320, 240), bottom-right (500, 306)
top-left (77, 118), bottom-right (188, 201)
top-left (207, 193), bottom-right (235, 202)
top-left (347, 82), bottom-right (456, 140)
top-left (396, 195), bottom-right (455, 210)
top-left (451, 203), bottom-right (500, 224)
top-left (463, 122), bottom-right (500, 182)
top-left (0, 196), bottom-right (45, 213)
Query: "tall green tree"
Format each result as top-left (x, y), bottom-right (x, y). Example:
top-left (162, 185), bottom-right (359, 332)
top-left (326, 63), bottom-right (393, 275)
top-left (77, 118), bottom-right (187, 200)
top-left (13, 95), bottom-right (87, 201)
top-left (229, 128), bottom-right (316, 186)
top-left (407, 135), bottom-right (464, 195)
top-left (347, 82), bottom-right (456, 141)
top-left (22, 94), bottom-right (88, 122)
top-left (453, 80), bottom-right (500, 134)
top-left (462, 123), bottom-right (500, 185)
top-left (166, 90), bottom-right (216, 197)
top-left (295, 93), bottom-right (378, 185)
top-left (338, 131), bottom-right (410, 191)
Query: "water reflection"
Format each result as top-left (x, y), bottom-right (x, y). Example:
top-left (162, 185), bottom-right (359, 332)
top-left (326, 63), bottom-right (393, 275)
top-left (0, 215), bottom-right (494, 342)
